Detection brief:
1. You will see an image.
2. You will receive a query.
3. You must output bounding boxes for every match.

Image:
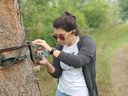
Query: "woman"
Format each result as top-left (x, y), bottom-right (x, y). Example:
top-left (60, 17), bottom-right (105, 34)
top-left (32, 12), bottom-right (98, 96)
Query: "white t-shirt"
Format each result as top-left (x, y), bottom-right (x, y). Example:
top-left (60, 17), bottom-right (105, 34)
top-left (57, 36), bottom-right (89, 96)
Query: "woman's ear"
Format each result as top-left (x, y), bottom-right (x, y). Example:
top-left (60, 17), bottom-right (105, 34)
top-left (72, 29), bottom-right (79, 36)
top-left (72, 30), bottom-right (76, 35)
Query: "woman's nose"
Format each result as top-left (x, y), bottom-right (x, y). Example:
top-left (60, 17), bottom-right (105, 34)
top-left (57, 37), bottom-right (61, 42)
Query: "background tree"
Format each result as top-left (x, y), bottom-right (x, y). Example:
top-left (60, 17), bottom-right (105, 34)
top-left (118, 0), bottom-right (128, 21)
top-left (0, 0), bottom-right (41, 96)
top-left (81, 0), bottom-right (108, 29)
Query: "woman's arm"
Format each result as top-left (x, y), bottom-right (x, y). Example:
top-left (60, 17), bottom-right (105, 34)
top-left (55, 36), bottom-right (96, 68)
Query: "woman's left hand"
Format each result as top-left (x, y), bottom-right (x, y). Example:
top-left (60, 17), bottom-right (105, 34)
top-left (32, 39), bottom-right (52, 51)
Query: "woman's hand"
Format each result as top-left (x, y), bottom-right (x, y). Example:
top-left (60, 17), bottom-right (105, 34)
top-left (39, 57), bottom-right (55, 73)
top-left (32, 39), bottom-right (52, 52)
top-left (39, 57), bottom-right (50, 65)
top-left (33, 57), bottom-right (50, 72)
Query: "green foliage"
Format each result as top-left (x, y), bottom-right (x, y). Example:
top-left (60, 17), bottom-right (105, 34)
top-left (20, 0), bottom-right (88, 46)
top-left (118, 0), bottom-right (128, 21)
top-left (81, 1), bottom-right (108, 29)
top-left (20, 0), bottom-right (57, 46)
top-left (20, 0), bottom-right (118, 45)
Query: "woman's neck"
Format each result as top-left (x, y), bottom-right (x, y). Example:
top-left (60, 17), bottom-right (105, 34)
top-left (67, 36), bottom-right (77, 46)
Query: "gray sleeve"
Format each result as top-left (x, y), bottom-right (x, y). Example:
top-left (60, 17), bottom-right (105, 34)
top-left (57, 37), bottom-right (96, 68)
top-left (49, 56), bottom-right (62, 78)
top-left (48, 45), bottom-right (63, 78)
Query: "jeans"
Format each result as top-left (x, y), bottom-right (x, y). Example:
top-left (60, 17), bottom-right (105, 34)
top-left (56, 89), bottom-right (71, 96)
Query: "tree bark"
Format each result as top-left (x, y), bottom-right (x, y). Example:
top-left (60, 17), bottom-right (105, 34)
top-left (0, 0), bottom-right (42, 96)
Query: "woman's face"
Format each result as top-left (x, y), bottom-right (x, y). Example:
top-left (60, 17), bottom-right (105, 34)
top-left (53, 28), bottom-right (73, 46)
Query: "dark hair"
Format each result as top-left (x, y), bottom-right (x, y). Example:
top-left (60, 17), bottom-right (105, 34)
top-left (53, 11), bottom-right (79, 36)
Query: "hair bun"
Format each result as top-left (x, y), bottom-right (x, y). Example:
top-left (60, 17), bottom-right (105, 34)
top-left (64, 11), bottom-right (70, 15)
top-left (64, 11), bottom-right (76, 20)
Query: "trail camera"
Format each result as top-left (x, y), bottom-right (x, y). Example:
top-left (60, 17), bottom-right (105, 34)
top-left (27, 42), bottom-right (49, 64)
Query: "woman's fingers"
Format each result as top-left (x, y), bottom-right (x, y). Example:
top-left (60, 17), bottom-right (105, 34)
top-left (39, 58), bottom-right (49, 65)
top-left (32, 39), bottom-right (45, 45)
top-left (32, 39), bottom-right (51, 51)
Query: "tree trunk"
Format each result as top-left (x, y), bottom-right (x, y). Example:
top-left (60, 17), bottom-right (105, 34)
top-left (0, 0), bottom-right (42, 96)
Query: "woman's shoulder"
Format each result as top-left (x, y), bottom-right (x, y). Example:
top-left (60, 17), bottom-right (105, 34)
top-left (77, 35), bottom-right (95, 48)
top-left (79, 35), bottom-right (94, 43)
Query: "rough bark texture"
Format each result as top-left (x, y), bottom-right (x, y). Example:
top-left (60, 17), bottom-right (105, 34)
top-left (0, 0), bottom-right (42, 96)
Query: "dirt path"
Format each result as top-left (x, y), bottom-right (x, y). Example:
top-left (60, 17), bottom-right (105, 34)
top-left (111, 45), bottom-right (128, 96)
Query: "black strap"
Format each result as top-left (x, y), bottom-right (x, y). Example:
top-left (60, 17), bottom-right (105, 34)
top-left (27, 42), bottom-right (36, 63)
top-left (49, 47), bottom-right (56, 55)
top-left (0, 43), bottom-right (28, 53)
top-left (0, 55), bottom-right (27, 70)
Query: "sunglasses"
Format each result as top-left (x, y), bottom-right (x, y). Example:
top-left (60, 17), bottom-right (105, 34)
top-left (52, 31), bottom-right (73, 41)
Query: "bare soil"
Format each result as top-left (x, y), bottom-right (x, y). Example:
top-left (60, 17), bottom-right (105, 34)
top-left (111, 45), bottom-right (128, 96)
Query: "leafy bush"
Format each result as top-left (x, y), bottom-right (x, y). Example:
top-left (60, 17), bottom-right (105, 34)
top-left (82, 1), bottom-right (108, 29)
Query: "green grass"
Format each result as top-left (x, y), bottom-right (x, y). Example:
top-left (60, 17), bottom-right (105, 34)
top-left (38, 56), bottom-right (57, 96)
top-left (92, 23), bottom-right (128, 96)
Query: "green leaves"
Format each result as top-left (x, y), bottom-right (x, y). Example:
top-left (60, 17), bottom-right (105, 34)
top-left (20, 0), bottom-right (119, 45)
top-left (82, 1), bottom-right (108, 29)
top-left (118, 0), bottom-right (128, 21)
top-left (20, 0), bottom-right (88, 45)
